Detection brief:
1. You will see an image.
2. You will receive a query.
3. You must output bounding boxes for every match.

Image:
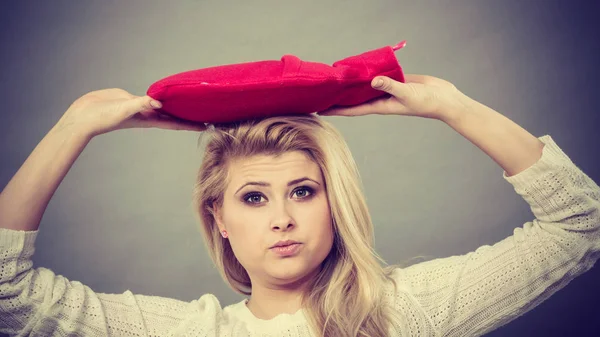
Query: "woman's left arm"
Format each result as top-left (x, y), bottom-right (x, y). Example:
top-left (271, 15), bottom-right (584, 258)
top-left (397, 79), bottom-right (600, 336)
top-left (394, 93), bottom-right (600, 337)
top-left (318, 75), bottom-right (600, 336)
top-left (393, 129), bottom-right (600, 336)
top-left (441, 95), bottom-right (545, 177)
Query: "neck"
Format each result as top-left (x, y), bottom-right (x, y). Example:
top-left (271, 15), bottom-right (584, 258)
top-left (246, 268), bottom-right (319, 320)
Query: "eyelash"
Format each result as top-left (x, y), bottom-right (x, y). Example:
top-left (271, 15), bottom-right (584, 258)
top-left (243, 186), bottom-right (315, 205)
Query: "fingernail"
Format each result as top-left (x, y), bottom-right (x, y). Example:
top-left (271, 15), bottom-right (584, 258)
top-left (373, 78), bottom-right (384, 88)
top-left (150, 100), bottom-right (162, 108)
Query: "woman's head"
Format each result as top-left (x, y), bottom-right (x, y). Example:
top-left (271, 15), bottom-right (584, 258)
top-left (192, 114), bottom-right (402, 336)
top-left (214, 149), bottom-right (334, 290)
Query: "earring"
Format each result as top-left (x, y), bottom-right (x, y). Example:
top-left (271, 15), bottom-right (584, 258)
top-left (221, 230), bottom-right (228, 238)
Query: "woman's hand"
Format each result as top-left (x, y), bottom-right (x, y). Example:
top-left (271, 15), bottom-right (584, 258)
top-left (317, 74), bottom-right (470, 122)
top-left (56, 88), bottom-right (207, 138)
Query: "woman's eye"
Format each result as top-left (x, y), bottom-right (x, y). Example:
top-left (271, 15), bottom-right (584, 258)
top-left (243, 187), bottom-right (314, 205)
top-left (245, 194), bottom-right (264, 204)
top-left (294, 187), bottom-right (313, 198)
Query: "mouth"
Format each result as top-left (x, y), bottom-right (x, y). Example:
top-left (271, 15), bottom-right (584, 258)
top-left (269, 240), bottom-right (301, 249)
top-left (271, 243), bottom-right (298, 249)
top-left (270, 243), bottom-right (302, 256)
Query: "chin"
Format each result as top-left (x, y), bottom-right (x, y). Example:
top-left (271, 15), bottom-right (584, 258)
top-left (269, 262), bottom-right (322, 283)
top-left (267, 265), bottom-right (310, 282)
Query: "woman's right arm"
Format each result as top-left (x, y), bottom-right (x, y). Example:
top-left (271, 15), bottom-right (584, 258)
top-left (1, 88), bottom-right (205, 233)
top-left (0, 121), bottom-right (91, 232)
top-left (0, 89), bottom-right (209, 336)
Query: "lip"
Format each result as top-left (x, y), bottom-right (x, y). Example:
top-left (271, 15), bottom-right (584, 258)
top-left (270, 243), bottom-right (302, 257)
top-left (270, 239), bottom-right (301, 249)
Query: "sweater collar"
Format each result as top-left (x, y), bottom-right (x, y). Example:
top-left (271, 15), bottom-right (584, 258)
top-left (229, 298), bottom-right (308, 327)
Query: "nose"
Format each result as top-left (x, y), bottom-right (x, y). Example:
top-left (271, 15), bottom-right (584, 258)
top-left (272, 222), bottom-right (294, 231)
top-left (271, 204), bottom-right (295, 231)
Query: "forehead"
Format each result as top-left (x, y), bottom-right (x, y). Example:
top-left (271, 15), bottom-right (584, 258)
top-left (227, 151), bottom-right (320, 185)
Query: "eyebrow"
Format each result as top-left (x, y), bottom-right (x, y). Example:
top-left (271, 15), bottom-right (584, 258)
top-left (234, 177), bottom-right (320, 195)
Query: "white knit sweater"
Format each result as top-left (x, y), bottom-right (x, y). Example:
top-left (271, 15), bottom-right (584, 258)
top-left (1, 134), bottom-right (598, 336)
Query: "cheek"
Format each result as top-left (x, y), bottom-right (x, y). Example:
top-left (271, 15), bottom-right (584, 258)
top-left (226, 212), bottom-right (265, 260)
top-left (306, 198), bottom-right (334, 242)
top-left (228, 231), bottom-right (262, 272)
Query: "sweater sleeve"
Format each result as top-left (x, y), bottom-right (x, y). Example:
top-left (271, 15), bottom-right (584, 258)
top-left (392, 135), bottom-right (600, 337)
top-left (0, 229), bottom-right (221, 336)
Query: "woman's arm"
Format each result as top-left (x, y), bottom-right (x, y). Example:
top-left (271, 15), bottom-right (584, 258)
top-left (0, 122), bottom-right (91, 232)
top-left (442, 96), bottom-right (546, 177)
top-left (0, 89), bottom-right (204, 233)
top-left (392, 133), bottom-right (600, 336)
top-left (319, 74), bottom-right (546, 178)
top-left (0, 91), bottom-right (209, 336)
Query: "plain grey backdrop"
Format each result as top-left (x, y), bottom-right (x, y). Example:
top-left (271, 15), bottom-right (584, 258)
top-left (1, 0), bottom-right (599, 336)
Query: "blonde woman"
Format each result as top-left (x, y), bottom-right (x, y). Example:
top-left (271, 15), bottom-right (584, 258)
top-left (1, 74), bottom-right (598, 336)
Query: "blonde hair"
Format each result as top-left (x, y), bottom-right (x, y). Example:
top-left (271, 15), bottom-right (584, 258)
top-left (191, 114), bottom-right (429, 336)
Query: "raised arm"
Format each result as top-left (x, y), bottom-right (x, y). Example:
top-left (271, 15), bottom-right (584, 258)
top-left (0, 121), bottom-right (91, 232)
top-left (317, 74), bottom-right (600, 336)
top-left (0, 89), bottom-right (204, 232)
top-left (0, 89), bottom-right (208, 335)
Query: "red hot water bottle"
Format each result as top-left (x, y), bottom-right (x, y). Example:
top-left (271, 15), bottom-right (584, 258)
top-left (146, 41), bottom-right (407, 124)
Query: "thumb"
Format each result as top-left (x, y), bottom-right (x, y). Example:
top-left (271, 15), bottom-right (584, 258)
top-left (121, 96), bottom-right (162, 116)
top-left (371, 76), bottom-right (407, 100)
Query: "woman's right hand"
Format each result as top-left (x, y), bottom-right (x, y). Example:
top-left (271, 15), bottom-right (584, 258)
top-left (56, 88), bottom-right (207, 138)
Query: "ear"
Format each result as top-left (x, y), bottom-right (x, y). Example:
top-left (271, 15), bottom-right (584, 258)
top-left (212, 202), bottom-right (225, 232)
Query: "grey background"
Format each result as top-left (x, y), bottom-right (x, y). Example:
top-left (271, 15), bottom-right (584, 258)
top-left (1, 0), bottom-right (599, 336)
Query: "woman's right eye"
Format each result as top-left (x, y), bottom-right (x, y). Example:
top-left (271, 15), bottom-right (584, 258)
top-left (244, 193), bottom-right (265, 204)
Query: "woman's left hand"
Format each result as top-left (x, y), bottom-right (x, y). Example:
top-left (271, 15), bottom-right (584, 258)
top-left (317, 74), bottom-right (469, 121)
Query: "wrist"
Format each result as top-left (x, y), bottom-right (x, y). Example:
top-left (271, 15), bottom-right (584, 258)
top-left (51, 118), bottom-right (95, 143)
top-left (437, 91), bottom-right (475, 125)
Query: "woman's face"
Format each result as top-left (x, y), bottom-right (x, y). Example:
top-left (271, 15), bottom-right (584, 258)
top-left (214, 151), bottom-right (334, 286)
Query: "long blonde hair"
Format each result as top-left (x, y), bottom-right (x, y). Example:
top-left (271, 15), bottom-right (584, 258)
top-left (191, 114), bottom-right (422, 336)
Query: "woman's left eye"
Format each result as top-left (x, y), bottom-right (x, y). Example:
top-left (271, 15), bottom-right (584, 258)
top-left (293, 187), bottom-right (313, 198)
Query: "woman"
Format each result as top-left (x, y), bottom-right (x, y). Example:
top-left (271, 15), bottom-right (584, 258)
top-left (0, 75), bottom-right (598, 336)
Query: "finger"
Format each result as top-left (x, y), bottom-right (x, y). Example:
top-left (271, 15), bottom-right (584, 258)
top-left (156, 111), bottom-right (187, 122)
top-left (136, 109), bottom-right (164, 120)
top-left (371, 76), bottom-right (409, 101)
top-left (318, 100), bottom-right (380, 117)
top-left (121, 96), bottom-right (162, 117)
top-left (145, 118), bottom-right (207, 132)
top-left (134, 110), bottom-right (199, 125)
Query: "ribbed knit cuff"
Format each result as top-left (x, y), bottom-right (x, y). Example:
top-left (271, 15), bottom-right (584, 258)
top-left (0, 228), bottom-right (39, 255)
top-left (502, 135), bottom-right (574, 189)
